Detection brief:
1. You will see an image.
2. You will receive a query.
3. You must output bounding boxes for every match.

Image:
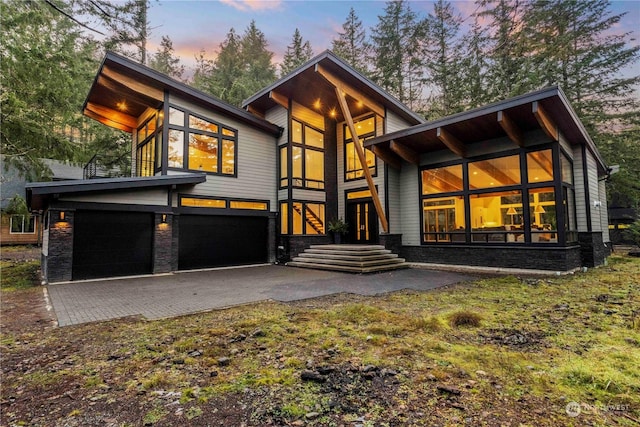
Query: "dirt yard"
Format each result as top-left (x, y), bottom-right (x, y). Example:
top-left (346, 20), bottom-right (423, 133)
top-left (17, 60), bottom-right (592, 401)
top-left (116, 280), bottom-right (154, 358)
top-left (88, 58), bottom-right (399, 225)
top-left (1, 247), bottom-right (639, 426)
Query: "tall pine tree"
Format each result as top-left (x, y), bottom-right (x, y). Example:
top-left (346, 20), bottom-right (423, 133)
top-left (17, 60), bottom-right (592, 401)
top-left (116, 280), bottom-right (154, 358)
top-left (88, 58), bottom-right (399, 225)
top-left (331, 7), bottom-right (371, 75)
top-left (148, 35), bottom-right (185, 79)
top-left (280, 28), bottom-right (313, 76)
top-left (370, 0), bottom-right (427, 110)
top-left (424, 0), bottom-right (465, 119)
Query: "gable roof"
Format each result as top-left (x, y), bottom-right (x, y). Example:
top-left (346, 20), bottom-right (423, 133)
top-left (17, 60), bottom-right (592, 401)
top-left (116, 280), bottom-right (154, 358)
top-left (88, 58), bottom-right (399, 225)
top-left (83, 52), bottom-right (282, 136)
top-left (242, 50), bottom-right (425, 125)
top-left (365, 86), bottom-right (608, 174)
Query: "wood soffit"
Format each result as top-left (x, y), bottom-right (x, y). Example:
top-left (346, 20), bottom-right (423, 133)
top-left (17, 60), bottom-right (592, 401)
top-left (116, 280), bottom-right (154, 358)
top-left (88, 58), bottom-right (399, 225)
top-left (365, 93), bottom-right (574, 161)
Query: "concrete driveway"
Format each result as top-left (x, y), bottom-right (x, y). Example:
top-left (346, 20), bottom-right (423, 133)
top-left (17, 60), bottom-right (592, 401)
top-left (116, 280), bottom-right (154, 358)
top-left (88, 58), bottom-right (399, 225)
top-left (46, 265), bottom-right (474, 326)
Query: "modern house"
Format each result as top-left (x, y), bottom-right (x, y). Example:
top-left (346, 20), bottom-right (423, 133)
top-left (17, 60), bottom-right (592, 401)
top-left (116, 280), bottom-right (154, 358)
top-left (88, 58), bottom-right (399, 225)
top-left (26, 51), bottom-right (611, 283)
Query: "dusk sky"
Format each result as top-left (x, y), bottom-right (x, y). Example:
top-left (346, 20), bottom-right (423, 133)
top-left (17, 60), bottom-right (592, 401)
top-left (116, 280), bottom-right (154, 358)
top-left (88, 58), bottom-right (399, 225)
top-left (143, 0), bottom-right (640, 78)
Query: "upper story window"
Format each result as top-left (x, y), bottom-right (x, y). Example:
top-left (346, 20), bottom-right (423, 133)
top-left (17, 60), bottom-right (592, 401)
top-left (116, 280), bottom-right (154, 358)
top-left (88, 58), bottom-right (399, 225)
top-left (345, 116), bottom-right (376, 181)
top-left (10, 215), bottom-right (35, 234)
top-left (135, 111), bottom-right (163, 177)
top-left (281, 119), bottom-right (324, 189)
top-left (167, 107), bottom-right (237, 176)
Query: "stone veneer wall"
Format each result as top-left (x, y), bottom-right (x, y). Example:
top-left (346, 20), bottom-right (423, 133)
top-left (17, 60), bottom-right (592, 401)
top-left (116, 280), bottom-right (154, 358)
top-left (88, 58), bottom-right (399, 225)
top-left (44, 209), bottom-right (74, 283)
top-left (402, 244), bottom-right (584, 271)
top-left (379, 233), bottom-right (403, 255)
top-left (153, 213), bottom-right (173, 274)
top-left (282, 235), bottom-right (332, 261)
top-left (578, 232), bottom-right (611, 267)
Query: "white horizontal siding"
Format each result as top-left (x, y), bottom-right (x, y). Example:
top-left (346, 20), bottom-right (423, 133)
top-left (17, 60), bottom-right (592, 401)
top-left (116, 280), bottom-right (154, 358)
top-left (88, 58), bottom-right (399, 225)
top-left (587, 151), bottom-right (601, 231)
top-left (386, 110), bottom-right (413, 133)
top-left (387, 166), bottom-right (402, 234)
top-left (265, 106), bottom-right (288, 146)
top-left (573, 148), bottom-right (588, 231)
top-left (278, 189), bottom-right (288, 201)
top-left (173, 97), bottom-right (278, 212)
top-left (292, 189), bottom-right (326, 202)
top-left (558, 131), bottom-right (573, 159)
top-left (61, 188), bottom-right (168, 206)
top-left (599, 179), bottom-right (610, 241)
top-left (400, 163), bottom-right (420, 245)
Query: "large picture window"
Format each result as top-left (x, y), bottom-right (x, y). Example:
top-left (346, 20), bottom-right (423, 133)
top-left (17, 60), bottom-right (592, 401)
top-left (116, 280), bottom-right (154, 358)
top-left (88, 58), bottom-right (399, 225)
top-left (167, 107), bottom-right (237, 176)
top-left (345, 116), bottom-right (376, 181)
top-left (421, 148), bottom-right (563, 245)
top-left (291, 119), bottom-right (324, 189)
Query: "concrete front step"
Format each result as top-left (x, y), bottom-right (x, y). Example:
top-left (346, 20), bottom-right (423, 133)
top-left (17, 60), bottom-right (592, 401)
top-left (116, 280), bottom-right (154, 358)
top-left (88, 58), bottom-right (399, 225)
top-left (298, 252), bottom-right (398, 261)
top-left (288, 244), bottom-right (409, 274)
top-left (305, 248), bottom-right (392, 256)
top-left (287, 261), bottom-right (409, 274)
top-left (291, 256), bottom-right (405, 268)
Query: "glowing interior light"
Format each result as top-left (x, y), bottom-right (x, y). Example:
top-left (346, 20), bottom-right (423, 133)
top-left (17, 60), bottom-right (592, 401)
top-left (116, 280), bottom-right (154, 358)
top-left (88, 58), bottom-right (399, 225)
top-left (116, 101), bottom-right (127, 111)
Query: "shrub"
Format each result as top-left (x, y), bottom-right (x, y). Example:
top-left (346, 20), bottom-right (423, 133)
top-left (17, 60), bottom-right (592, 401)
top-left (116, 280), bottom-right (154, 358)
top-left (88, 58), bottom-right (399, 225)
top-left (448, 310), bottom-right (483, 328)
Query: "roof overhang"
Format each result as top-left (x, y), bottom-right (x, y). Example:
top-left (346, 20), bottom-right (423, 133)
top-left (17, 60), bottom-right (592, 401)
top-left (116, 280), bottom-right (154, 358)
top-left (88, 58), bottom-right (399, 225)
top-left (365, 86), bottom-right (607, 174)
top-left (242, 50), bottom-right (425, 126)
top-left (26, 174), bottom-right (206, 211)
top-left (83, 52), bottom-right (282, 137)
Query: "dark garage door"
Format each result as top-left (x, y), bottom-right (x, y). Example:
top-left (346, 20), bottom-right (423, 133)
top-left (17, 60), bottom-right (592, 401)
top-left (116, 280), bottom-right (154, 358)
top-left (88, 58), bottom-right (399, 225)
top-left (73, 211), bottom-right (153, 280)
top-left (179, 215), bottom-right (268, 270)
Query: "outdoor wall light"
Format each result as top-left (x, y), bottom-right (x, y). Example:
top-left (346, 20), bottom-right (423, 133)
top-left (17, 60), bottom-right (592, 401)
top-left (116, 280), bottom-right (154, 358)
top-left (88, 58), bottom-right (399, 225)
top-left (58, 211), bottom-right (65, 221)
top-left (161, 214), bottom-right (168, 224)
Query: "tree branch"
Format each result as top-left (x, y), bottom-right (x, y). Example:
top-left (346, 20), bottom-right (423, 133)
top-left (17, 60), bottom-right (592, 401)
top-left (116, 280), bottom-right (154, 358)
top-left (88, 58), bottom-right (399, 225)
top-left (44, 0), bottom-right (105, 35)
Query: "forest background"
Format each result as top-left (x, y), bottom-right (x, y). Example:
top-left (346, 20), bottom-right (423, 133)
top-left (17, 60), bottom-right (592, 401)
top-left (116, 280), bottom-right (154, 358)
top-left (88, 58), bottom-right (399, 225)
top-left (1, 0), bottom-right (638, 211)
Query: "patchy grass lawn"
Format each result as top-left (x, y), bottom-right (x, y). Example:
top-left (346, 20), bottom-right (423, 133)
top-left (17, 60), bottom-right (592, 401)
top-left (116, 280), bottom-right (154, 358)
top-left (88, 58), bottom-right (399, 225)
top-left (1, 254), bottom-right (639, 426)
top-left (0, 260), bottom-right (40, 291)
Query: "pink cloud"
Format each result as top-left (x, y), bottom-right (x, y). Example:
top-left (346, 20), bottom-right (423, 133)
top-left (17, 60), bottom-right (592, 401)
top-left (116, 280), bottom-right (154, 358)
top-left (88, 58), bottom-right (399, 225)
top-left (219, 0), bottom-right (282, 12)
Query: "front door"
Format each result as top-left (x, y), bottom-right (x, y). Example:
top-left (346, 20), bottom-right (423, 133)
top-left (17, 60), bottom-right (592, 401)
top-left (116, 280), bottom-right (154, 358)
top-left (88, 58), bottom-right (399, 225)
top-left (346, 200), bottom-right (378, 244)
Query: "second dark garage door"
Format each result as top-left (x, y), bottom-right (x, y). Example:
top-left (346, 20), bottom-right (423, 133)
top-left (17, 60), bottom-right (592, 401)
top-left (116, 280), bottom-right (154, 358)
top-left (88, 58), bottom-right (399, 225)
top-left (178, 214), bottom-right (268, 270)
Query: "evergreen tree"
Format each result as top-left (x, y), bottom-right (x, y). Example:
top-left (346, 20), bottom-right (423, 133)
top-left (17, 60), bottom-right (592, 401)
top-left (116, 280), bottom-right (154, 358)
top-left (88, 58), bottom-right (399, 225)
top-left (458, 17), bottom-right (491, 109)
top-left (370, 0), bottom-right (427, 110)
top-left (0, 0), bottom-right (118, 179)
top-left (525, 0), bottom-right (639, 131)
top-left (148, 35), bottom-right (185, 79)
top-left (280, 28), bottom-right (314, 76)
top-left (424, 0), bottom-right (465, 118)
top-left (331, 7), bottom-right (371, 75)
top-left (238, 20), bottom-right (277, 102)
top-left (476, 0), bottom-right (531, 101)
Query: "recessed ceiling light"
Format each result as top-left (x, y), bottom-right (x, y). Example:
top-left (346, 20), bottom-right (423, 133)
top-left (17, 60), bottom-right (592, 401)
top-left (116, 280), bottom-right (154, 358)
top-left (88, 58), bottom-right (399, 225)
top-left (116, 101), bottom-right (127, 111)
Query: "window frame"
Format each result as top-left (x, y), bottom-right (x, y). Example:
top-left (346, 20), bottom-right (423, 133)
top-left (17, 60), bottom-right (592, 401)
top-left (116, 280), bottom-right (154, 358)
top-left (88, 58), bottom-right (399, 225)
top-left (166, 106), bottom-right (238, 177)
top-left (178, 194), bottom-right (269, 213)
top-left (280, 200), bottom-right (326, 235)
top-left (135, 112), bottom-right (162, 177)
top-left (9, 215), bottom-right (36, 234)
top-left (288, 119), bottom-right (325, 191)
top-left (344, 115), bottom-right (377, 182)
top-left (419, 145), bottom-right (566, 246)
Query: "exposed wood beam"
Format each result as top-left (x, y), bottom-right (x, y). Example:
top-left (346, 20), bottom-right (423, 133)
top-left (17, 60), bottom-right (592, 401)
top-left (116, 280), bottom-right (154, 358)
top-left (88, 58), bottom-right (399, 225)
top-left (245, 104), bottom-right (265, 119)
top-left (315, 64), bottom-right (385, 118)
top-left (532, 101), bottom-right (558, 141)
top-left (436, 127), bottom-right (466, 157)
top-left (334, 87), bottom-right (389, 233)
top-left (101, 65), bottom-right (164, 101)
top-left (84, 109), bottom-right (133, 133)
top-left (390, 140), bottom-right (419, 165)
top-left (97, 75), bottom-right (160, 109)
top-left (372, 145), bottom-right (402, 169)
top-left (85, 102), bottom-right (138, 129)
top-left (269, 90), bottom-right (289, 110)
top-left (497, 110), bottom-right (524, 147)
